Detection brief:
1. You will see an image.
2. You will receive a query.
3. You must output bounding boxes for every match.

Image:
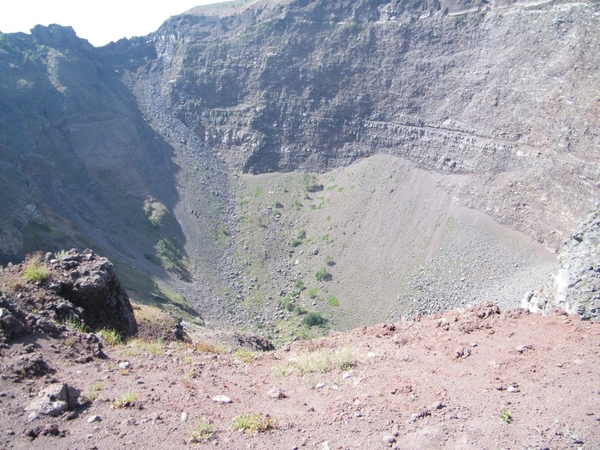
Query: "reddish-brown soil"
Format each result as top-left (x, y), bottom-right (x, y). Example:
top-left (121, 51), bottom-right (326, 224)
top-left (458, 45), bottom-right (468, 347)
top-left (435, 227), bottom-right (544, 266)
top-left (1, 304), bottom-right (599, 449)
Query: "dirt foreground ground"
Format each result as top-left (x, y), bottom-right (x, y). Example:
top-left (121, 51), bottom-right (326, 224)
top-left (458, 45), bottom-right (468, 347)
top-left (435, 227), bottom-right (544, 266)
top-left (1, 303), bottom-right (599, 450)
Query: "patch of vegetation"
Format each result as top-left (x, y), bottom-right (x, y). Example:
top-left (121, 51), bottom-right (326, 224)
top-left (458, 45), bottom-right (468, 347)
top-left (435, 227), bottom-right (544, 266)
top-left (122, 338), bottom-right (163, 356)
top-left (111, 391), bottom-right (136, 409)
top-left (79, 383), bottom-right (102, 404)
top-left (291, 200), bottom-right (303, 210)
top-left (294, 306), bottom-right (307, 316)
top-left (191, 418), bottom-right (215, 442)
top-left (500, 408), bottom-right (512, 423)
top-left (325, 255), bottom-right (335, 266)
top-left (302, 312), bottom-right (326, 327)
top-left (307, 287), bottom-right (318, 299)
top-left (21, 253), bottom-right (50, 283)
top-left (195, 341), bottom-right (222, 354)
top-left (294, 279), bottom-right (306, 291)
top-left (234, 348), bottom-right (255, 363)
top-left (99, 328), bottom-right (122, 346)
top-left (315, 267), bottom-right (330, 282)
top-left (155, 238), bottom-right (189, 280)
top-left (290, 347), bottom-right (354, 375)
top-left (66, 313), bottom-right (89, 333)
top-left (327, 296), bottom-right (340, 307)
top-left (55, 249), bottom-right (69, 258)
top-left (232, 413), bottom-right (276, 434)
top-left (302, 173), bottom-right (324, 193)
top-left (143, 198), bottom-right (169, 228)
top-left (322, 234), bottom-right (329, 241)
top-left (335, 347), bottom-right (355, 371)
top-left (291, 229), bottom-right (307, 247)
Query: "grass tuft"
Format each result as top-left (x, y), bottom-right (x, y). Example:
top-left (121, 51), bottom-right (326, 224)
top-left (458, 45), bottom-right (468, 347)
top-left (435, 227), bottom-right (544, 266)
top-left (79, 383), bottom-right (102, 404)
top-left (99, 329), bottom-right (122, 346)
top-left (191, 418), bottom-right (215, 442)
top-left (232, 413), bottom-right (276, 434)
top-left (22, 254), bottom-right (50, 283)
top-left (111, 391), bottom-right (135, 409)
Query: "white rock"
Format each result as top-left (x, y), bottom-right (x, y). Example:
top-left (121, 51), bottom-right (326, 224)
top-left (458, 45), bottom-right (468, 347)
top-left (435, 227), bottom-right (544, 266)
top-left (181, 412), bottom-right (188, 422)
top-left (87, 415), bottom-right (102, 423)
top-left (212, 395), bottom-right (232, 404)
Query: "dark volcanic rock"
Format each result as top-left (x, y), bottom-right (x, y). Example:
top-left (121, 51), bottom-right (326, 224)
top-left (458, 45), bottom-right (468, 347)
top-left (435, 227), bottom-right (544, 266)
top-left (230, 333), bottom-right (275, 352)
top-left (0, 249), bottom-right (137, 345)
top-left (52, 249), bottom-right (137, 335)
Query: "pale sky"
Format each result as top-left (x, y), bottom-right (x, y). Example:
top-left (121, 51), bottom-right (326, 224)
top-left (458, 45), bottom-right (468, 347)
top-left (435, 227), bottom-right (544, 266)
top-left (0, 1), bottom-right (222, 47)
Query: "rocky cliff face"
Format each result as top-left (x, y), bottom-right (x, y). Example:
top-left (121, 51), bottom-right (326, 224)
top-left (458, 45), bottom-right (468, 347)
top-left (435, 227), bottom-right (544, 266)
top-left (523, 206), bottom-right (600, 320)
top-left (111, 0), bottom-right (600, 250)
top-left (1, 0), bottom-right (599, 326)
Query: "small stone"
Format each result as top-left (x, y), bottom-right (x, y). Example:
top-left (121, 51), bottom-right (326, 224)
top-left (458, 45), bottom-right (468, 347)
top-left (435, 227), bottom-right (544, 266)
top-left (118, 361), bottom-right (131, 369)
top-left (515, 345), bottom-right (532, 353)
top-left (507, 385), bottom-right (519, 393)
top-left (212, 395), bottom-right (232, 404)
top-left (267, 388), bottom-right (287, 399)
top-left (6, 429), bottom-right (15, 435)
top-left (27, 412), bottom-right (39, 421)
top-left (88, 415), bottom-right (102, 423)
top-left (382, 435), bottom-right (396, 444)
top-left (181, 412), bottom-right (188, 422)
top-left (315, 383), bottom-right (325, 389)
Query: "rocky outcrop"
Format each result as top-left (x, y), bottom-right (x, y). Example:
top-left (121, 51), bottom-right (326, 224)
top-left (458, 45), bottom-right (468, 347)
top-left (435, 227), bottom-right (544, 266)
top-left (523, 208), bottom-right (600, 320)
top-left (49, 249), bottom-right (137, 335)
top-left (0, 249), bottom-right (137, 344)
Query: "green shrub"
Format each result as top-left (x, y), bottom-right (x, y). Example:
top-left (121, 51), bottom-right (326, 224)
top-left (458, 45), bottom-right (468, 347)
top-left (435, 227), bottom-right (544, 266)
top-left (327, 296), bottom-right (339, 307)
top-left (315, 267), bottom-right (329, 282)
top-left (303, 312), bottom-right (326, 327)
top-left (307, 287), bottom-right (318, 299)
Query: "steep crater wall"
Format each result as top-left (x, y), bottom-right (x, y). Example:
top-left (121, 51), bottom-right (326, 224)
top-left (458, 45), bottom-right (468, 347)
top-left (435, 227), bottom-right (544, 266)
top-left (112, 0), bottom-right (600, 250)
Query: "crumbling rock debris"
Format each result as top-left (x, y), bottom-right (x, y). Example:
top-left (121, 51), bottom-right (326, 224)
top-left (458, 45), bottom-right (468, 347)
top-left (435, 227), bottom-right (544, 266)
top-left (524, 207), bottom-right (600, 321)
top-left (25, 424), bottom-right (68, 440)
top-left (11, 353), bottom-right (53, 379)
top-left (229, 333), bottom-right (275, 351)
